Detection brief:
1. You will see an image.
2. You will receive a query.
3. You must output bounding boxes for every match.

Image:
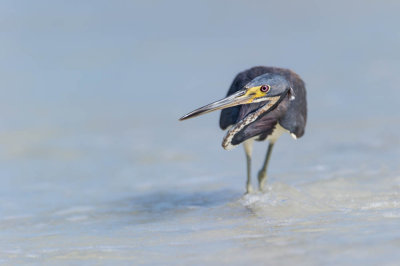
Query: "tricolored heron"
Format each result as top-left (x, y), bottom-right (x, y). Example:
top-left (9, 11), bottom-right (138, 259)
top-left (180, 66), bottom-right (307, 193)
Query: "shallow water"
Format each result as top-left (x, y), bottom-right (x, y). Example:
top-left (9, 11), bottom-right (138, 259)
top-left (1, 1), bottom-right (400, 265)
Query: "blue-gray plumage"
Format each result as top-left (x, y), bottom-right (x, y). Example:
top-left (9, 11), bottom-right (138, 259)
top-left (220, 66), bottom-right (307, 140)
top-left (180, 66), bottom-right (307, 193)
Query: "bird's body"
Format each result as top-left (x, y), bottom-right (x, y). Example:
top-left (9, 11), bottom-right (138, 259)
top-left (220, 66), bottom-right (307, 147)
top-left (180, 66), bottom-right (307, 193)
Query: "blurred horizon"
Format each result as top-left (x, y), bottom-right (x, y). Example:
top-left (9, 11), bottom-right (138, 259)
top-left (1, 1), bottom-right (400, 127)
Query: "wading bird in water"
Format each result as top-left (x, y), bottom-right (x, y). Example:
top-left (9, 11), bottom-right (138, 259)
top-left (180, 66), bottom-right (307, 193)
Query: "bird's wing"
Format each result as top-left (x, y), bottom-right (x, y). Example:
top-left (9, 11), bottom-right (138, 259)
top-left (278, 72), bottom-right (307, 138)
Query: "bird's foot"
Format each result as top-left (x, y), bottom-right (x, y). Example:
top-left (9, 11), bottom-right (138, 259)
top-left (245, 184), bottom-right (254, 194)
top-left (257, 170), bottom-right (267, 192)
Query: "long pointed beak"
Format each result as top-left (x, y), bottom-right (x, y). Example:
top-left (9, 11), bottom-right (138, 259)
top-left (179, 90), bottom-right (251, 121)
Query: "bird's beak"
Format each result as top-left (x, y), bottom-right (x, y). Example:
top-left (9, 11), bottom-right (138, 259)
top-left (179, 90), bottom-right (252, 121)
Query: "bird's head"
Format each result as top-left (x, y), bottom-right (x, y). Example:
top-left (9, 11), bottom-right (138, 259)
top-left (179, 73), bottom-right (294, 121)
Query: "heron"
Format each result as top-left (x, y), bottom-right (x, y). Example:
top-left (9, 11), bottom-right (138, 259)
top-left (179, 66), bottom-right (307, 193)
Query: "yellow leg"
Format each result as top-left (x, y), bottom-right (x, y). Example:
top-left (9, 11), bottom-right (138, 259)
top-left (243, 139), bottom-right (254, 194)
top-left (258, 142), bottom-right (274, 191)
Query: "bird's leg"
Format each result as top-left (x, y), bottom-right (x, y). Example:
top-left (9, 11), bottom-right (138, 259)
top-left (243, 139), bottom-right (254, 194)
top-left (257, 142), bottom-right (275, 192)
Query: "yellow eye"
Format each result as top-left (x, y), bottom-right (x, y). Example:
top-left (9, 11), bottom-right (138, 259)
top-left (260, 85), bottom-right (270, 93)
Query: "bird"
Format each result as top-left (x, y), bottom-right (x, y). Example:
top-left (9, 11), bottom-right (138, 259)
top-left (179, 66), bottom-right (307, 193)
